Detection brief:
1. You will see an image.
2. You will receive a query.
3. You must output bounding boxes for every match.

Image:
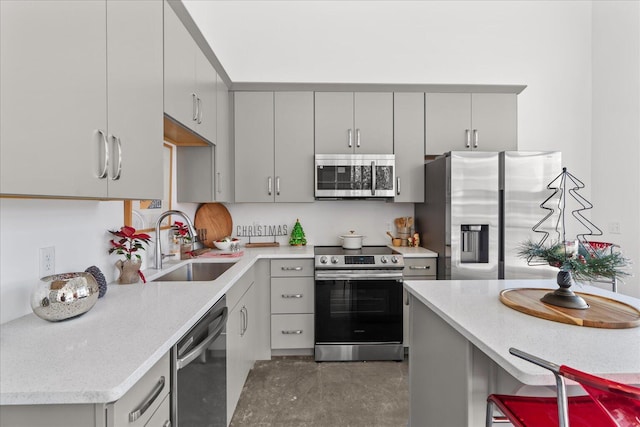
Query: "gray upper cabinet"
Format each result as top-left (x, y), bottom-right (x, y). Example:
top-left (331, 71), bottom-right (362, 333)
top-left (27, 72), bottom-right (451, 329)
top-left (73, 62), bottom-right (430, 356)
top-left (394, 93), bottom-right (425, 203)
top-left (274, 92), bottom-right (315, 202)
top-left (315, 92), bottom-right (393, 154)
top-left (0, 0), bottom-right (163, 199)
top-left (164, 4), bottom-right (216, 144)
top-left (425, 93), bottom-right (517, 155)
top-left (215, 75), bottom-right (233, 202)
top-left (176, 75), bottom-right (233, 203)
top-left (235, 92), bottom-right (314, 203)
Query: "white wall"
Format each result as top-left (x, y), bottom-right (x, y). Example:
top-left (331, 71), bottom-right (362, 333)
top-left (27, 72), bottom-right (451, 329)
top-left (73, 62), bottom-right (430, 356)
top-left (591, 1), bottom-right (640, 297)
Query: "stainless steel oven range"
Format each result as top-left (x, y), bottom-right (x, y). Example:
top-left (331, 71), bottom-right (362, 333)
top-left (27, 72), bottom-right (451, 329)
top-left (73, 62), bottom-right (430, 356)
top-left (314, 246), bottom-right (404, 362)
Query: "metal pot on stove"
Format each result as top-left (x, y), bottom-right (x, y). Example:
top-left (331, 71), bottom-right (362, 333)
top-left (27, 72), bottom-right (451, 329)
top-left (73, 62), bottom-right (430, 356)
top-left (339, 230), bottom-right (366, 249)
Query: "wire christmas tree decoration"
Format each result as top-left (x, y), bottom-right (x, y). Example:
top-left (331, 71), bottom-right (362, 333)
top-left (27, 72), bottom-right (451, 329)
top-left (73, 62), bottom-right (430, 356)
top-left (518, 168), bottom-right (630, 309)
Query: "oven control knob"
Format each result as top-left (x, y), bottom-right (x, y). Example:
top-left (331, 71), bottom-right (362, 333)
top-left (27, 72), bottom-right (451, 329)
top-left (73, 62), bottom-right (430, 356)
top-left (319, 256), bottom-right (328, 264)
top-left (380, 256), bottom-right (388, 264)
top-left (391, 256), bottom-right (399, 264)
top-left (330, 256), bottom-right (339, 264)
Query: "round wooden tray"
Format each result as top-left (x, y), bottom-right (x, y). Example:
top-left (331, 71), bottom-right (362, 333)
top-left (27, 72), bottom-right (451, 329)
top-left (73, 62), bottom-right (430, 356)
top-left (499, 288), bottom-right (640, 329)
top-left (194, 203), bottom-right (233, 248)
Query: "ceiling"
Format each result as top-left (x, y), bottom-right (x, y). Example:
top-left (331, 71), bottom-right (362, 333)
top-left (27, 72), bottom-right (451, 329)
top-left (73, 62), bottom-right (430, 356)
top-left (182, 0), bottom-right (542, 84)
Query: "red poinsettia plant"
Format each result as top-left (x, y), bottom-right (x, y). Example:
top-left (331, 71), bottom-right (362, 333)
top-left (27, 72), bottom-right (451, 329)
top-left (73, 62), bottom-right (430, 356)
top-left (171, 221), bottom-right (192, 242)
top-left (108, 226), bottom-right (152, 261)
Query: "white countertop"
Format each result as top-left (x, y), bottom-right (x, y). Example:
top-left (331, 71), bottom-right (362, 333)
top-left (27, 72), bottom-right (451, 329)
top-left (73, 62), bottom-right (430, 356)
top-left (404, 279), bottom-right (640, 386)
top-left (0, 246), bottom-right (313, 406)
top-left (389, 245), bottom-right (438, 258)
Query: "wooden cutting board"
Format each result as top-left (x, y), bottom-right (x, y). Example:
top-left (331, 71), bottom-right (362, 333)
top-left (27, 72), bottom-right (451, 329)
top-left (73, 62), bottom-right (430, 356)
top-left (194, 203), bottom-right (233, 248)
top-left (500, 288), bottom-right (640, 329)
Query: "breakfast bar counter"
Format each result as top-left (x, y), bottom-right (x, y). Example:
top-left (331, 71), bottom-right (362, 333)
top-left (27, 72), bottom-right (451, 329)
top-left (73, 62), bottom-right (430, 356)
top-left (404, 279), bottom-right (640, 427)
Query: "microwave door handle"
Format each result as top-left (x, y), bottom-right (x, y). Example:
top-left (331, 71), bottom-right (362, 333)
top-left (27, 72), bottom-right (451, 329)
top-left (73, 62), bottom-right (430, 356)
top-left (371, 160), bottom-right (376, 196)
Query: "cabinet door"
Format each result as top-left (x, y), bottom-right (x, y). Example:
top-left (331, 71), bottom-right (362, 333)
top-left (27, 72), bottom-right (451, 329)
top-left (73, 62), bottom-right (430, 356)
top-left (234, 92), bottom-right (275, 202)
top-left (195, 49), bottom-right (217, 143)
top-left (425, 93), bottom-right (472, 155)
top-left (215, 75), bottom-right (233, 202)
top-left (274, 92), bottom-right (315, 202)
top-left (226, 300), bottom-right (244, 421)
top-left (0, 0), bottom-right (107, 198)
top-left (354, 92), bottom-right (394, 154)
top-left (314, 92), bottom-right (354, 154)
top-left (164, 4), bottom-right (196, 130)
top-left (106, 0), bottom-right (163, 200)
top-left (471, 93), bottom-right (517, 152)
top-left (393, 93), bottom-right (425, 202)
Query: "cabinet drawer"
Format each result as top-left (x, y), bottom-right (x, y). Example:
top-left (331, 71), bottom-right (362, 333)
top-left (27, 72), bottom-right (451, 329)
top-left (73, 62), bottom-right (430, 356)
top-left (110, 352), bottom-right (170, 427)
top-left (270, 259), bottom-right (314, 277)
top-left (403, 258), bottom-right (437, 277)
top-left (144, 393), bottom-right (170, 427)
top-left (271, 277), bottom-right (314, 314)
top-left (271, 314), bottom-right (314, 349)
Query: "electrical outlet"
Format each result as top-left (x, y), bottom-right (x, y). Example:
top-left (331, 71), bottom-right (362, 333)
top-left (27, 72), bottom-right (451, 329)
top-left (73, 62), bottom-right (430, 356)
top-left (40, 247), bottom-right (55, 278)
top-left (608, 222), bottom-right (621, 234)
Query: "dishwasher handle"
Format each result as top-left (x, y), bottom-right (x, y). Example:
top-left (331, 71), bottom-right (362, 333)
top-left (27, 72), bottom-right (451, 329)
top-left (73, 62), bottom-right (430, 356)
top-left (176, 306), bottom-right (228, 370)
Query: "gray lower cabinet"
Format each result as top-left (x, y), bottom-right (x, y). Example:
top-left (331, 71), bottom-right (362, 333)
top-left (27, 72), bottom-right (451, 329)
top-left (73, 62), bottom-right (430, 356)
top-left (425, 93), bottom-right (517, 156)
top-left (393, 93), bottom-right (425, 203)
top-left (164, 3), bottom-right (217, 144)
top-left (402, 257), bottom-right (437, 347)
top-left (234, 92), bottom-right (314, 203)
top-left (270, 259), bottom-right (315, 353)
top-left (315, 92), bottom-right (394, 154)
top-left (0, 353), bottom-right (171, 427)
top-left (0, 0), bottom-right (163, 199)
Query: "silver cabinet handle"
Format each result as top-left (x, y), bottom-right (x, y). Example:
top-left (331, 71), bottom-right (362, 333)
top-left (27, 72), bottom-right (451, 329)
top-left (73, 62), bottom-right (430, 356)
top-left (396, 177), bottom-right (401, 195)
top-left (97, 130), bottom-right (109, 179)
top-left (356, 128), bottom-right (361, 147)
top-left (282, 330), bottom-right (303, 335)
top-left (473, 129), bottom-right (478, 148)
top-left (409, 265), bottom-right (431, 270)
top-left (282, 294), bottom-right (303, 299)
top-left (109, 135), bottom-right (122, 181)
top-left (197, 97), bottom-right (202, 124)
top-left (371, 160), bottom-right (376, 196)
top-left (267, 176), bottom-right (273, 196)
top-left (281, 266), bottom-right (303, 271)
top-left (240, 306), bottom-right (248, 337)
top-left (465, 129), bottom-right (471, 148)
top-left (348, 129), bottom-right (353, 148)
top-left (276, 176), bottom-right (280, 196)
top-left (217, 172), bottom-right (221, 193)
top-left (128, 376), bottom-right (165, 422)
top-left (192, 93), bottom-right (198, 121)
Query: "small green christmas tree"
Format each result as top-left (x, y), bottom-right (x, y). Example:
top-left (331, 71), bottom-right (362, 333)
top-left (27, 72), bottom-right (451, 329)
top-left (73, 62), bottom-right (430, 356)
top-left (289, 219), bottom-right (307, 246)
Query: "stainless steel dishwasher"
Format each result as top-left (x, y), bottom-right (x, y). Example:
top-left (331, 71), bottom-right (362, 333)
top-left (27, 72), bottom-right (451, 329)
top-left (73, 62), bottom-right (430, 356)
top-left (172, 296), bottom-right (228, 427)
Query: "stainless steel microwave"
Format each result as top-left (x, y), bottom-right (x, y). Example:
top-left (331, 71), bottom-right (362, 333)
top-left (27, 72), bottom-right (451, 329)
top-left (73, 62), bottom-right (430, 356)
top-left (315, 154), bottom-right (396, 199)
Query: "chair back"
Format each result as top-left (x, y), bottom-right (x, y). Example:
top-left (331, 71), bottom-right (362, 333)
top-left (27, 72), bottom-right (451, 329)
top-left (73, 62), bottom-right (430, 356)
top-left (560, 365), bottom-right (640, 427)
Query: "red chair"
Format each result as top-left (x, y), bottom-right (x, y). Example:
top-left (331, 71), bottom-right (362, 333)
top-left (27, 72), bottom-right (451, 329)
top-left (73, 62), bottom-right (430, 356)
top-left (486, 348), bottom-right (640, 427)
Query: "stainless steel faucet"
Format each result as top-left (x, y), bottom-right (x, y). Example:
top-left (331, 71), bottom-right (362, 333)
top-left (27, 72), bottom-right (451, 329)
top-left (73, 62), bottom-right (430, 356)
top-left (154, 210), bottom-right (204, 270)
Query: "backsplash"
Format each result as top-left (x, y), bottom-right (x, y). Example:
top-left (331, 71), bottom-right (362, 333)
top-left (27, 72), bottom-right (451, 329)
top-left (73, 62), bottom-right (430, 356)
top-left (0, 198), bottom-right (412, 324)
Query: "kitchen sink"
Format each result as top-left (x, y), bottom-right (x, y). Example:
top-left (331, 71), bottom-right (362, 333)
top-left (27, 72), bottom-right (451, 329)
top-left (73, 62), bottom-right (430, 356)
top-left (152, 262), bottom-right (236, 282)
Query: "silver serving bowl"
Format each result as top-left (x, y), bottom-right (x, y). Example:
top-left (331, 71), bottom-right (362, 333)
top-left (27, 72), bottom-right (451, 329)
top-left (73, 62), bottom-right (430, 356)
top-left (31, 272), bottom-right (99, 321)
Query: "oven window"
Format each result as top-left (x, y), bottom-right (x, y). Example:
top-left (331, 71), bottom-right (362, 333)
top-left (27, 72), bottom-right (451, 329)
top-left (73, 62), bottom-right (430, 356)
top-left (315, 279), bottom-right (402, 343)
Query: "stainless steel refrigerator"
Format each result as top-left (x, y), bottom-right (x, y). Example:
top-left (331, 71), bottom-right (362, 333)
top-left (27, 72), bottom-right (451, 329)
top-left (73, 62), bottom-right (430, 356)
top-left (415, 151), bottom-right (561, 280)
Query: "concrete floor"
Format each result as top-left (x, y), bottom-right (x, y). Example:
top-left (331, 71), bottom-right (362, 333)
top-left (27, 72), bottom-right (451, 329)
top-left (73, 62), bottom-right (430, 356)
top-left (230, 356), bottom-right (409, 427)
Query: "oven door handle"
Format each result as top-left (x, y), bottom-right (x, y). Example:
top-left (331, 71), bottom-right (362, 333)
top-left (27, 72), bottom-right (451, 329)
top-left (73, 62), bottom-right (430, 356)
top-left (176, 307), bottom-right (228, 370)
top-left (315, 272), bottom-right (403, 281)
